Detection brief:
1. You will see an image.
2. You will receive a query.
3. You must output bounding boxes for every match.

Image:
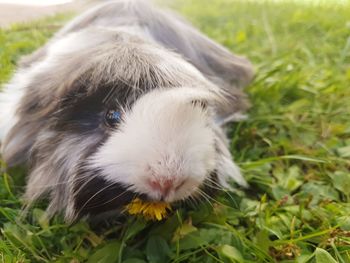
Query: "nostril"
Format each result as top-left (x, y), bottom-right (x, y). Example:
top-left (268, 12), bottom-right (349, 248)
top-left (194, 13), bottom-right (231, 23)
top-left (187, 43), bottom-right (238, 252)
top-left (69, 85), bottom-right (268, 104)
top-left (148, 180), bottom-right (162, 191)
top-left (163, 179), bottom-right (173, 189)
top-left (162, 180), bottom-right (173, 196)
top-left (147, 178), bottom-right (176, 196)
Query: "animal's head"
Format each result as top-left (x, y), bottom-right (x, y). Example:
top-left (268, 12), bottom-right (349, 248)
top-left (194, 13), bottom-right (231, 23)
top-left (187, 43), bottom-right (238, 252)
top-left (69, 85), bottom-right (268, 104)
top-left (0, 28), bottom-right (248, 221)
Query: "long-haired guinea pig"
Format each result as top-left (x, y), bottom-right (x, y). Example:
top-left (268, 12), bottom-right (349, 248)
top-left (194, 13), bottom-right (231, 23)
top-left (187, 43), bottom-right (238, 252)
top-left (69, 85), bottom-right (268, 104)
top-left (0, 0), bottom-right (253, 222)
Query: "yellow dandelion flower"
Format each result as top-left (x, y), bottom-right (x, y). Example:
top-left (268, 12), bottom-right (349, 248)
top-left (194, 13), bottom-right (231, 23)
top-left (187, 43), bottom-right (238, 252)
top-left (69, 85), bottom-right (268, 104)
top-left (125, 198), bottom-right (171, 221)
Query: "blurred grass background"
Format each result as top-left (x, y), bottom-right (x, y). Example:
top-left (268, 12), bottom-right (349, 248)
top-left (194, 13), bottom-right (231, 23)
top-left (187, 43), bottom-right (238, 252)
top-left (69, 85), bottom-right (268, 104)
top-left (1, 0), bottom-right (350, 262)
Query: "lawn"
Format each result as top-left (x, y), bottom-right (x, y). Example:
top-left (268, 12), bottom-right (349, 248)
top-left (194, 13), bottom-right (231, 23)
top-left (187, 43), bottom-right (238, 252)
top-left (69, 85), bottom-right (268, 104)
top-left (1, 0), bottom-right (350, 262)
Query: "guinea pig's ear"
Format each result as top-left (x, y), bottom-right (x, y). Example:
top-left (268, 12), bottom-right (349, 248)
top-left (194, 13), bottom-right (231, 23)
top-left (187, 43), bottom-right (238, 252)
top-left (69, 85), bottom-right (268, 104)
top-left (142, 5), bottom-right (253, 118)
top-left (149, 15), bottom-right (254, 89)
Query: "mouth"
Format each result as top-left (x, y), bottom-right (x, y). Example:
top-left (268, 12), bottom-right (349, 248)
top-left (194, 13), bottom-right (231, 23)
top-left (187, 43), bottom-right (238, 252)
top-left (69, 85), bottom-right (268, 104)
top-left (73, 165), bottom-right (219, 219)
top-left (124, 170), bottom-right (220, 221)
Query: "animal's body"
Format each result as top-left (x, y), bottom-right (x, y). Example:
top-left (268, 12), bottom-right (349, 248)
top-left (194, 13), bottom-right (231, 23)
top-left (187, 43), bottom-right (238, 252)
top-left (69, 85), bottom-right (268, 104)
top-left (0, 0), bottom-right (253, 221)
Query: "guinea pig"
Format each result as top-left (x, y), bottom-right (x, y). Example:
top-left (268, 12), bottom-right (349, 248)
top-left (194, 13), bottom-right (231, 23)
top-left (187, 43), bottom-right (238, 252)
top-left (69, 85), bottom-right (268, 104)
top-left (0, 0), bottom-right (253, 222)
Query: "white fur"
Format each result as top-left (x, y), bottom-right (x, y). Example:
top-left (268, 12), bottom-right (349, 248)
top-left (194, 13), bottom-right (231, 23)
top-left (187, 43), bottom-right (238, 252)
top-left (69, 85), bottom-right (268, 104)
top-left (90, 87), bottom-right (218, 202)
top-left (0, 75), bottom-right (25, 142)
top-left (217, 155), bottom-right (247, 188)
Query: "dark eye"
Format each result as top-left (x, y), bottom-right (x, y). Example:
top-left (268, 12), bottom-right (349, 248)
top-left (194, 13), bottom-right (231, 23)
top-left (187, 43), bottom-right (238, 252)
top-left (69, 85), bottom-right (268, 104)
top-left (105, 109), bottom-right (122, 127)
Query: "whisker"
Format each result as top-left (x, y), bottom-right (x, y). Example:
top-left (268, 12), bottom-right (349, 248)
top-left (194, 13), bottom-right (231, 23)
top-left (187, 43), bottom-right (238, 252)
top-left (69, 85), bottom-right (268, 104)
top-left (72, 173), bottom-right (102, 200)
top-left (203, 181), bottom-right (223, 191)
top-left (72, 160), bottom-right (135, 197)
top-left (188, 194), bottom-right (200, 209)
top-left (195, 188), bottom-right (213, 208)
top-left (25, 163), bottom-right (124, 191)
top-left (83, 188), bottom-right (130, 209)
top-left (205, 177), bottom-right (224, 188)
top-left (183, 195), bottom-right (196, 208)
top-left (27, 172), bottom-right (99, 190)
top-left (204, 178), bottom-right (238, 204)
top-left (197, 187), bottom-right (231, 208)
top-left (76, 181), bottom-right (121, 215)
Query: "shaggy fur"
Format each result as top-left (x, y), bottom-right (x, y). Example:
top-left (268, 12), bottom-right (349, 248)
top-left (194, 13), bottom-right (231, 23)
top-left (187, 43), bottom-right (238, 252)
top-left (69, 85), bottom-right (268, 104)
top-left (0, 0), bottom-right (253, 222)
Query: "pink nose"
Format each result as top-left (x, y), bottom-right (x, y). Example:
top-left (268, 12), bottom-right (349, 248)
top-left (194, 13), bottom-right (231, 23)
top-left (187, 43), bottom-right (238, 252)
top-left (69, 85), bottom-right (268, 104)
top-left (148, 178), bottom-right (174, 197)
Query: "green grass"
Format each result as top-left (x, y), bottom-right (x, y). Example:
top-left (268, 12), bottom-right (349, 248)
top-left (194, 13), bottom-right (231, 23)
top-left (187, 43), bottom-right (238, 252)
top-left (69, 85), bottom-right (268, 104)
top-left (1, 0), bottom-right (350, 262)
